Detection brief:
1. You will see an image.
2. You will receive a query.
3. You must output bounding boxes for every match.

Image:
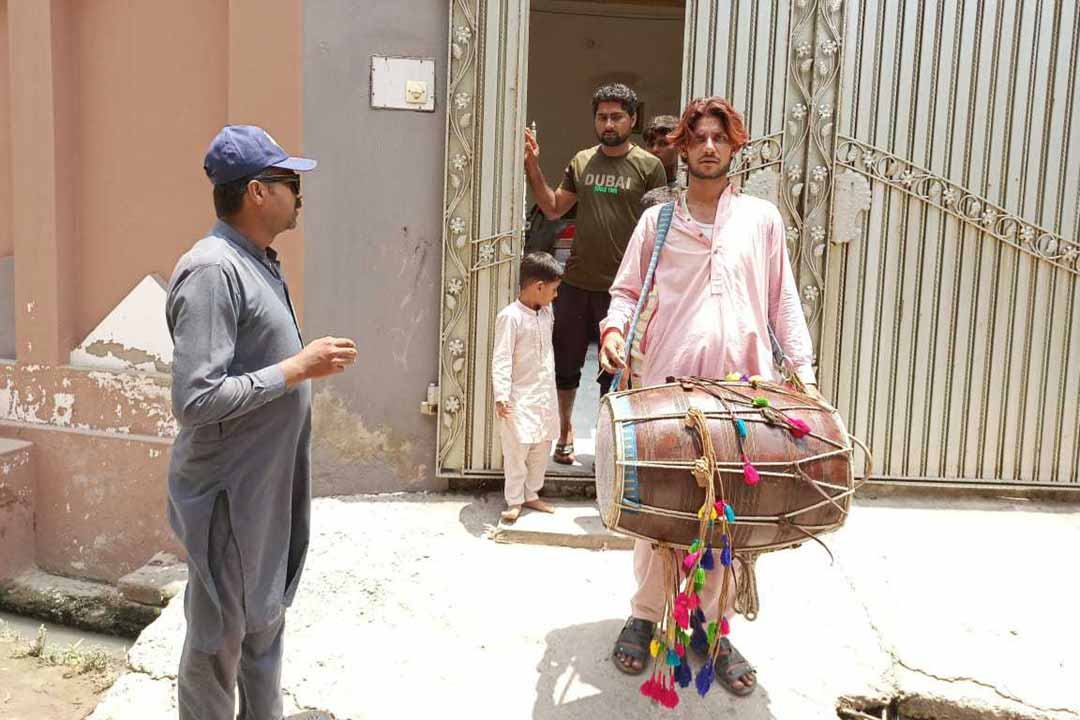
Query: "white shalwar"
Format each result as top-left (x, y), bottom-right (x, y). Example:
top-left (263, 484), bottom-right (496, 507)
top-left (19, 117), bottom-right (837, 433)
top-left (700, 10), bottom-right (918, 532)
top-left (491, 300), bottom-right (559, 505)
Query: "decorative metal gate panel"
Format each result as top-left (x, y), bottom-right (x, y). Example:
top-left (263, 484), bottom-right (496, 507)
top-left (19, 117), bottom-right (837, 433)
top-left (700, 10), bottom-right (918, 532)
top-left (685, 0), bottom-right (1079, 487)
top-left (437, 0), bottom-right (530, 476)
top-left (820, 1), bottom-right (1080, 486)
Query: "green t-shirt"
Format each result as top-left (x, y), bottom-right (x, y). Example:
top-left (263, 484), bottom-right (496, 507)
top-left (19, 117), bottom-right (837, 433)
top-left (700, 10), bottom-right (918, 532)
top-left (558, 145), bottom-right (668, 291)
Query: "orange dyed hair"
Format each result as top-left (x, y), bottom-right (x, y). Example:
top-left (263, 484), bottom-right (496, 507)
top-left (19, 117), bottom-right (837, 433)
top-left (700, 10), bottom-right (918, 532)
top-left (667, 96), bottom-right (749, 152)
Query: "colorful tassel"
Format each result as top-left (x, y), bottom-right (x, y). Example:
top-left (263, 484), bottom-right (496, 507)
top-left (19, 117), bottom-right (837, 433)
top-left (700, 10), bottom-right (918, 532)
top-left (675, 642), bottom-right (686, 658)
top-left (707, 621), bottom-right (718, 646)
top-left (720, 616), bottom-right (731, 636)
top-left (695, 660), bottom-right (715, 696)
top-left (724, 372), bottom-right (741, 382)
top-left (674, 658), bottom-right (693, 688)
top-left (724, 504), bottom-right (737, 523)
top-left (749, 374), bottom-right (765, 385)
top-left (695, 567), bottom-right (706, 586)
top-left (666, 648), bottom-right (681, 667)
top-left (752, 396), bottom-right (769, 407)
top-left (701, 546), bottom-right (715, 570)
top-left (721, 545), bottom-right (732, 567)
top-left (674, 602), bottom-right (690, 630)
top-left (689, 538), bottom-right (701, 553)
top-left (662, 676), bottom-right (680, 709)
top-left (640, 675), bottom-right (659, 701)
top-left (649, 639), bottom-right (660, 657)
top-left (686, 592), bottom-right (700, 610)
top-left (690, 624), bottom-right (709, 654)
top-left (692, 607), bottom-right (706, 626)
top-left (743, 460), bottom-right (760, 486)
top-left (787, 417), bottom-right (811, 438)
top-left (740, 374), bottom-right (750, 382)
top-left (735, 418), bottom-right (748, 438)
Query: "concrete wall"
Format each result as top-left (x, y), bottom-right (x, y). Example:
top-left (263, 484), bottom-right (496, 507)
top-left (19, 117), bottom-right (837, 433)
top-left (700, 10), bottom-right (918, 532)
top-left (302, 0), bottom-right (448, 493)
top-left (0, 439), bottom-right (33, 581)
top-left (527, 3), bottom-right (685, 191)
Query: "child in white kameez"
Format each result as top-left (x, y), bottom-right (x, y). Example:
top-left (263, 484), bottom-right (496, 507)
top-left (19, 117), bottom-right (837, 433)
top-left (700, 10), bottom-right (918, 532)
top-left (492, 252), bottom-right (564, 523)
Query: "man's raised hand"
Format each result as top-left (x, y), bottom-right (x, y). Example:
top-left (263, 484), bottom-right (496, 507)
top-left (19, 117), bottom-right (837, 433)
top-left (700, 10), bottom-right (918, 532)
top-left (281, 337), bottom-right (359, 386)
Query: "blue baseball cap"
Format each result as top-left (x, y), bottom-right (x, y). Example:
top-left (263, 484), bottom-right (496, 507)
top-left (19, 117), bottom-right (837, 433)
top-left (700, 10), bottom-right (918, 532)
top-left (203, 125), bottom-right (317, 185)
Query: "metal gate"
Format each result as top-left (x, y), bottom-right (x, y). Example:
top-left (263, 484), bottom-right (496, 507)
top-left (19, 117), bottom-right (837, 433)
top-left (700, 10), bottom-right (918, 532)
top-left (683, 0), bottom-right (1080, 487)
top-left (437, 0), bottom-right (530, 477)
top-left (439, 0), bottom-right (1080, 486)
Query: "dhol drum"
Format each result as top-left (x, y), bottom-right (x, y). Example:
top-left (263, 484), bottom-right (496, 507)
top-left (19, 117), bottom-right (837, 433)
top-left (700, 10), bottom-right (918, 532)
top-left (595, 376), bottom-right (866, 554)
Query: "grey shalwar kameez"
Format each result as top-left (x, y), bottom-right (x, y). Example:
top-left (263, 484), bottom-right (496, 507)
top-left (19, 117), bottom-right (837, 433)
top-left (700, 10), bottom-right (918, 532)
top-left (167, 220), bottom-right (311, 720)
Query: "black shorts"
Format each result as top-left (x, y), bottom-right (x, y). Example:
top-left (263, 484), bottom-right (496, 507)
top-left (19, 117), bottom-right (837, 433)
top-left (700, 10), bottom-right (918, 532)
top-left (553, 282), bottom-right (613, 393)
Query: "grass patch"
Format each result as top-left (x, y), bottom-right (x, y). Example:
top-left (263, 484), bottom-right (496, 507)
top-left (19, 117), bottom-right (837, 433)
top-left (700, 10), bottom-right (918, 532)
top-left (7, 623), bottom-right (121, 676)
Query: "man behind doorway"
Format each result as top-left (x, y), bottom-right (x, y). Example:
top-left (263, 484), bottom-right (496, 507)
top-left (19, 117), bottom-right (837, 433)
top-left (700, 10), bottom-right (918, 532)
top-left (523, 83), bottom-right (667, 465)
top-left (167, 125), bottom-right (358, 720)
top-left (640, 114), bottom-right (684, 209)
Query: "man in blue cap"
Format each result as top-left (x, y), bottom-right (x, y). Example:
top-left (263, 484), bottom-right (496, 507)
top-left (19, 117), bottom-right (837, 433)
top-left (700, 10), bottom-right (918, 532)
top-left (167, 125), bottom-right (356, 720)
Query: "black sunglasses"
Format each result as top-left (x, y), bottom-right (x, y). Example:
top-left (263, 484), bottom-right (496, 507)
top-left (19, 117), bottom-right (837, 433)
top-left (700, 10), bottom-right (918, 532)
top-left (252, 174), bottom-right (301, 194)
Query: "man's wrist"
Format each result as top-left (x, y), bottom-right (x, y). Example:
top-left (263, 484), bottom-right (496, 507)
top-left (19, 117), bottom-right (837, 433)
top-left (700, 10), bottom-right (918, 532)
top-left (279, 356), bottom-right (308, 387)
top-left (601, 327), bottom-right (624, 346)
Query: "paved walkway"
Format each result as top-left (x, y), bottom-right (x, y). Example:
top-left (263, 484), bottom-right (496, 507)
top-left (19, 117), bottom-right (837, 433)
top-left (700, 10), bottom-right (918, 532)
top-left (89, 492), bottom-right (1080, 719)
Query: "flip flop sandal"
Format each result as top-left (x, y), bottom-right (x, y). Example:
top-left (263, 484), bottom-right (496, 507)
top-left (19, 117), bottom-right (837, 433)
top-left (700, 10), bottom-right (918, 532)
top-left (714, 636), bottom-right (757, 697)
top-left (553, 442), bottom-right (576, 464)
top-left (611, 616), bottom-right (655, 676)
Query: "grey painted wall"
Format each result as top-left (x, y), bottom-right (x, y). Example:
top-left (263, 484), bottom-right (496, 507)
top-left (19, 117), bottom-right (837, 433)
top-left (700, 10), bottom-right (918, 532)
top-left (303, 1), bottom-right (449, 493)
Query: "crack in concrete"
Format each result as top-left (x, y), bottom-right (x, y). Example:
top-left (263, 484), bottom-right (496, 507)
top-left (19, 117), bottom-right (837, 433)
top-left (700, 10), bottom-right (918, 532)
top-left (834, 560), bottom-right (1078, 719)
top-left (283, 688), bottom-right (344, 720)
top-left (892, 658), bottom-right (1080, 718)
top-left (126, 665), bottom-right (177, 682)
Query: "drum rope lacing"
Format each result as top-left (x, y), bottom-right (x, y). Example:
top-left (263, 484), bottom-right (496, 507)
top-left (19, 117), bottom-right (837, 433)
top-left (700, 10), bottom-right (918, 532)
top-left (634, 376), bottom-right (873, 710)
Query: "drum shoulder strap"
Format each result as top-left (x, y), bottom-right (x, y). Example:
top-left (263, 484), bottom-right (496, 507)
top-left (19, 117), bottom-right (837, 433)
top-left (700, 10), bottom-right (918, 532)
top-left (614, 202), bottom-right (675, 385)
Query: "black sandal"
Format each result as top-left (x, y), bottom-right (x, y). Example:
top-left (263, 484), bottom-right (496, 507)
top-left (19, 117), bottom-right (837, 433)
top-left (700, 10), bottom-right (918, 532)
top-left (611, 617), bottom-right (654, 676)
top-left (714, 636), bottom-right (756, 696)
top-left (553, 442), bottom-right (575, 465)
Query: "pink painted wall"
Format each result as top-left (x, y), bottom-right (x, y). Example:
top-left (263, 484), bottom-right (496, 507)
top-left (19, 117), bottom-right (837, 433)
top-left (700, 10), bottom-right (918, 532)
top-left (68, 0), bottom-right (307, 346)
top-left (0, 1), bottom-right (11, 259)
top-left (70, 0), bottom-right (230, 346)
top-left (0, 439), bottom-right (34, 581)
top-left (0, 0), bottom-right (306, 584)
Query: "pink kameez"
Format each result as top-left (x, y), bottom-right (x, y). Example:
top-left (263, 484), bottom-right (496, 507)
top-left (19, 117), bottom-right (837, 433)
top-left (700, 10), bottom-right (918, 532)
top-left (600, 185), bottom-right (817, 625)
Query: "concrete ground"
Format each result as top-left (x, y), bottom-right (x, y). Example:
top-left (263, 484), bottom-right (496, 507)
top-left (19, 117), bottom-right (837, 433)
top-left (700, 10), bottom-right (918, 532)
top-left (88, 492), bottom-right (1080, 720)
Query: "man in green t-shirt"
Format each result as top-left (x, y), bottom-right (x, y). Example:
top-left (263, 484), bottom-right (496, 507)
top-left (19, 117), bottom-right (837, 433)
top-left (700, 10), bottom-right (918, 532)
top-left (524, 83), bottom-right (667, 464)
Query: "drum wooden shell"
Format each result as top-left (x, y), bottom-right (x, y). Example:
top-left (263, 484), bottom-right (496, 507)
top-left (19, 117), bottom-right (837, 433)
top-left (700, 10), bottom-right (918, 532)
top-left (595, 380), bottom-right (855, 553)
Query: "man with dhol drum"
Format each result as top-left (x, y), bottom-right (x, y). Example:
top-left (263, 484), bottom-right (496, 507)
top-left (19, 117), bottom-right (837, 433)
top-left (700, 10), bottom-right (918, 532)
top-left (599, 97), bottom-right (825, 696)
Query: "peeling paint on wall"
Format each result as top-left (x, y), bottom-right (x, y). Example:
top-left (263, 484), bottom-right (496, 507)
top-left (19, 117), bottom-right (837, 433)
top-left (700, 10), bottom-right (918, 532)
top-left (0, 365), bottom-right (176, 438)
top-left (81, 340), bottom-right (171, 374)
top-left (311, 388), bottom-right (422, 483)
top-left (69, 275), bottom-right (174, 374)
top-left (52, 393), bottom-right (75, 426)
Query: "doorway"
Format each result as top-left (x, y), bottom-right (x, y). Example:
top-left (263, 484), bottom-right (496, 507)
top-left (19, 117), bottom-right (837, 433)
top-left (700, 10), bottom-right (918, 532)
top-left (526, 0), bottom-right (686, 478)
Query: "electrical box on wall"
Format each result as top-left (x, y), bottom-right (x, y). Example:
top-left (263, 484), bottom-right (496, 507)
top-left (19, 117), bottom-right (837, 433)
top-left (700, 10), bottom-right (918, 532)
top-left (370, 56), bottom-right (436, 112)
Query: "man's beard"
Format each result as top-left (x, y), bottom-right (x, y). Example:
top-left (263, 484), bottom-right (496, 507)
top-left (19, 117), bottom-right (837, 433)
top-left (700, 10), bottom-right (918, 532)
top-left (598, 128), bottom-right (630, 147)
top-left (687, 158), bottom-right (730, 180)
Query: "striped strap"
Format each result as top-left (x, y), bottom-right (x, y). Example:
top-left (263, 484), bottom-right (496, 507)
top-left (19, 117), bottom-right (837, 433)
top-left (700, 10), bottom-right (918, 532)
top-left (611, 201), bottom-right (675, 391)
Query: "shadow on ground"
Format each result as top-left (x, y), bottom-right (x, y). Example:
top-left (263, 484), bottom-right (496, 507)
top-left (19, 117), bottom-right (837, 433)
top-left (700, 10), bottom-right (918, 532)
top-left (458, 494), bottom-right (503, 538)
top-left (532, 619), bottom-right (778, 720)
